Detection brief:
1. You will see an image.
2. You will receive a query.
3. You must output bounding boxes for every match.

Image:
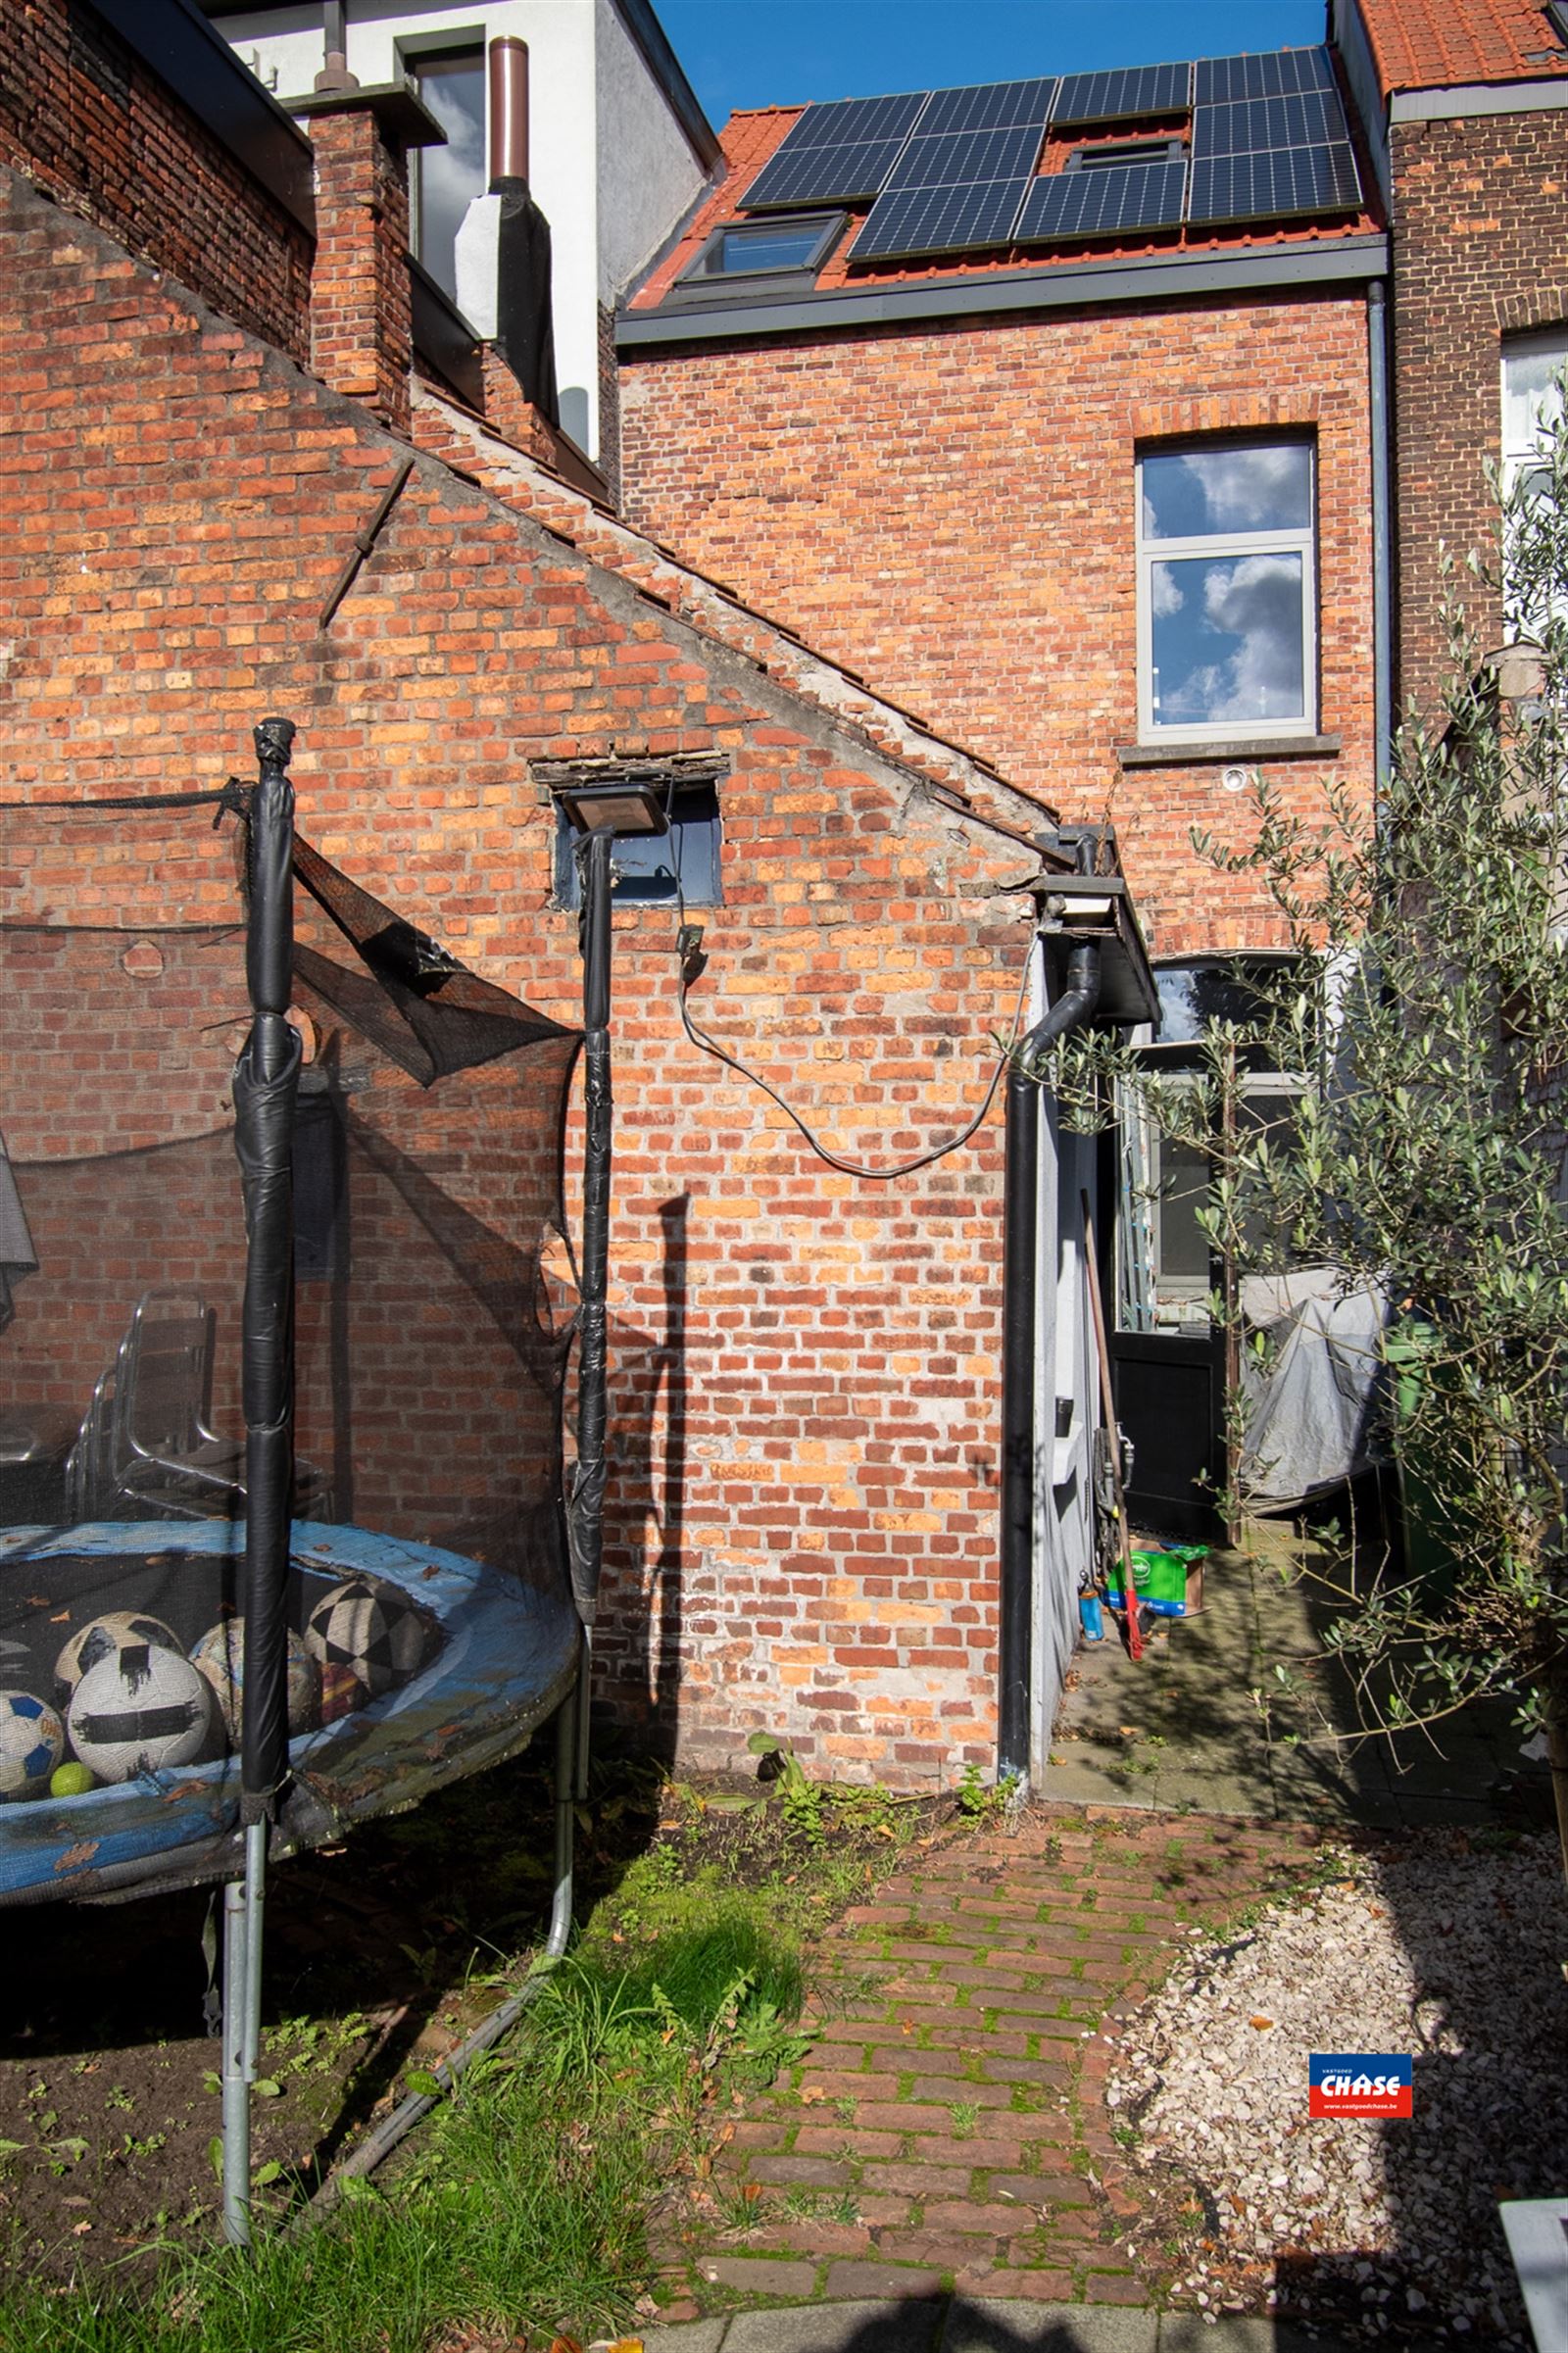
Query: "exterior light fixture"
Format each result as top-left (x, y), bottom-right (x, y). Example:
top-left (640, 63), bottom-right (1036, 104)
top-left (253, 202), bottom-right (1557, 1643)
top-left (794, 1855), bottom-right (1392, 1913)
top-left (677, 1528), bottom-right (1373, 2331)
top-left (549, 779), bottom-right (667, 839)
top-left (547, 775), bottom-right (667, 1795)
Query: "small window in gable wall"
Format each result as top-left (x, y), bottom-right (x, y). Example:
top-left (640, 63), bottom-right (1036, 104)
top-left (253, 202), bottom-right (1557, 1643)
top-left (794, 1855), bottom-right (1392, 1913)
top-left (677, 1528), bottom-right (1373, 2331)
top-left (551, 776), bottom-right (723, 908)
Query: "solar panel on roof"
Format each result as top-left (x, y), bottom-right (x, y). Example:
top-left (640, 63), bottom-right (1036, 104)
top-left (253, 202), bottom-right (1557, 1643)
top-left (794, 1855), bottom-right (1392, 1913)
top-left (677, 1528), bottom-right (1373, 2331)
top-left (883, 123), bottom-right (1046, 192)
top-left (848, 178), bottom-right (1031, 263)
top-left (1188, 140), bottom-right (1361, 223)
top-left (1191, 88), bottom-right (1348, 160)
top-left (783, 91), bottom-right (931, 150)
top-left (917, 78), bottom-right (1058, 136)
top-left (1051, 60), bottom-right (1191, 128)
top-left (738, 89), bottom-right (931, 209)
top-left (1016, 158), bottom-right (1187, 243)
top-left (1192, 46), bottom-right (1335, 105)
top-left (742, 136), bottom-right (913, 211)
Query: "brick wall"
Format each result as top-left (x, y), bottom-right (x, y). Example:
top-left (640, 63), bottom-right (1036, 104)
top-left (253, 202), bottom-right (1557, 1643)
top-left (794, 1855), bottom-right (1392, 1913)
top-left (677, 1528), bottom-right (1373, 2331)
top-left (309, 106), bottom-right (412, 431)
top-left (0, 161), bottom-right (1054, 1785)
top-left (0, 0), bottom-right (312, 365)
top-left (1390, 109), bottom-right (1568, 713)
top-left (618, 297), bottom-right (1379, 956)
top-left (0, 897), bottom-right (570, 1570)
top-left (597, 301), bottom-right (622, 509)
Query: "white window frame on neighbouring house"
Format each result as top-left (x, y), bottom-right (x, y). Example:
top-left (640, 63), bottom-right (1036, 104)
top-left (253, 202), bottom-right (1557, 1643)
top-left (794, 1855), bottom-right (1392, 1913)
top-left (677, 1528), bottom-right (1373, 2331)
top-left (1135, 437), bottom-right (1318, 744)
top-left (1501, 330), bottom-right (1568, 632)
top-left (1502, 330), bottom-right (1568, 496)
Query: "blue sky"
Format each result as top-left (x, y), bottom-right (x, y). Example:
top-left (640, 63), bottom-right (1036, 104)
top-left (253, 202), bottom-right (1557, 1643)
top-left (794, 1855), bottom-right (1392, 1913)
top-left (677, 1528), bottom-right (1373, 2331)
top-left (657, 2), bottom-right (1329, 125)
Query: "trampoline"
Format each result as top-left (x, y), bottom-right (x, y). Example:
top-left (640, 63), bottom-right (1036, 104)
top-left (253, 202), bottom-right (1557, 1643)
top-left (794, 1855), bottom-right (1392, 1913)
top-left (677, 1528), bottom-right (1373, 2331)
top-left (0, 1520), bottom-right (579, 1903)
top-left (0, 721), bottom-right (591, 2232)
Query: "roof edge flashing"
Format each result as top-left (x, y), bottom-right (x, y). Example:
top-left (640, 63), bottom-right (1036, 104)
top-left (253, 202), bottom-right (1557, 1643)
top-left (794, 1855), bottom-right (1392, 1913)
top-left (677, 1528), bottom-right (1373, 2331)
top-left (619, 233), bottom-right (1390, 347)
top-left (1390, 75), bottom-right (1568, 119)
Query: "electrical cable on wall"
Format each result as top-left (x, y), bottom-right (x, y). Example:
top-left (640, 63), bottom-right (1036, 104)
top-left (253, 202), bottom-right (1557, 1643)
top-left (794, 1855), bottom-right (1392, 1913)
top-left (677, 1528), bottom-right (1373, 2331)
top-left (663, 796), bottom-right (1039, 1181)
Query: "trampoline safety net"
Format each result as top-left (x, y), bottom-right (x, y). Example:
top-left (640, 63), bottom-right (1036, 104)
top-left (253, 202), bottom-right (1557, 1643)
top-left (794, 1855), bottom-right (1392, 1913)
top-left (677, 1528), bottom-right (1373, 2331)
top-left (0, 794), bottom-right (582, 1904)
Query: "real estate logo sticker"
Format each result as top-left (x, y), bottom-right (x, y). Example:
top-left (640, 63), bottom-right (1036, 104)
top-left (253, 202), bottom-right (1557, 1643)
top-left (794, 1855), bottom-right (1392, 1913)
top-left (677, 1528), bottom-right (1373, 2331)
top-left (1308, 2054), bottom-right (1412, 2118)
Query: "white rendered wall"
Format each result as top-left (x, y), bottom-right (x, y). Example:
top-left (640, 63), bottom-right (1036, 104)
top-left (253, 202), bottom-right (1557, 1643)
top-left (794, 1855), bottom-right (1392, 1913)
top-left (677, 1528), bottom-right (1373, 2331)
top-left (594, 0), bottom-right (707, 302)
top-left (220, 0), bottom-right (702, 459)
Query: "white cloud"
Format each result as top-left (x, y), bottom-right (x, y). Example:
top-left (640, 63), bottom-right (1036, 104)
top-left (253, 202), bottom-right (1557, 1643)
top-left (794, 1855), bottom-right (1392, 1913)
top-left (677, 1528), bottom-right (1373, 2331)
top-left (1179, 446), bottom-right (1309, 533)
top-left (1159, 555), bottom-right (1304, 724)
top-left (1150, 564), bottom-right (1185, 617)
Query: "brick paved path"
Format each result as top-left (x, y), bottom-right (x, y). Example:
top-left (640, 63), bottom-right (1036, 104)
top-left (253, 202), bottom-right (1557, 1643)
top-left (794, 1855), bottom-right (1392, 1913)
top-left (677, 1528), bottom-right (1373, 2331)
top-left (668, 1805), bottom-right (1330, 2315)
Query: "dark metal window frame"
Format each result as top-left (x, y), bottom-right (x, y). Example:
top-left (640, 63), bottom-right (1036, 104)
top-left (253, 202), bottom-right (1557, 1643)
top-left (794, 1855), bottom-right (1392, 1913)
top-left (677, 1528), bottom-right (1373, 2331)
top-left (398, 33), bottom-right (487, 284)
top-left (1065, 136), bottom-right (1186, 172)
top-left (668, 212), bottom-right (847, 307)
top-left (547, 767), bottom-right (724, 908)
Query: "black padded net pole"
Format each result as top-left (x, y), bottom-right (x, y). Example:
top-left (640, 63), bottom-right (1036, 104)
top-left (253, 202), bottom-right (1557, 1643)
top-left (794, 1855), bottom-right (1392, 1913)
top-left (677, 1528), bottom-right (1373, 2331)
top-left (565, 829), bottom-right (612, 1632)
top-left (236, 718), bottom-right (301, 1820)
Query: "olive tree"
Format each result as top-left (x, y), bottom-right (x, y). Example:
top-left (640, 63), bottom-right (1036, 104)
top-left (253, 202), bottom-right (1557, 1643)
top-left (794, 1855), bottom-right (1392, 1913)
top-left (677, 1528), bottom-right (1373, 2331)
top-left (1054, 417), bottom-right (1568, 1875)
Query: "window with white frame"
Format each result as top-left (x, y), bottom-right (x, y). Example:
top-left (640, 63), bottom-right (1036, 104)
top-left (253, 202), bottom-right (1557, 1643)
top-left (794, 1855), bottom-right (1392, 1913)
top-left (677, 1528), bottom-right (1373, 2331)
top-left (1137, 439), bottom-right (1317, 741)
top-left (1114, 957), bottom-right (1314, 1333)
top-left (1502, 332), bottom-right (1568, 498)
top-left (1501, 331), bottom-right (1568, 631)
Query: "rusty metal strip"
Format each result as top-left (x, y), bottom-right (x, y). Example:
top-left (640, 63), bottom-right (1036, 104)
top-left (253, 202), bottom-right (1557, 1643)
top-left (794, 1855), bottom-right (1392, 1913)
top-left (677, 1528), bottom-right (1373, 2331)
top-left (317, 456), bottom-right (416, 631)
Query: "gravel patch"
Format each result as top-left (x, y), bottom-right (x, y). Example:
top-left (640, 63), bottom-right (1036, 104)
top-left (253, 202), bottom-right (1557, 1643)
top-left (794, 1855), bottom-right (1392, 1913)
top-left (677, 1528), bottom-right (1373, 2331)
top-left (1107, 1832), bottom-right (1568, 2343)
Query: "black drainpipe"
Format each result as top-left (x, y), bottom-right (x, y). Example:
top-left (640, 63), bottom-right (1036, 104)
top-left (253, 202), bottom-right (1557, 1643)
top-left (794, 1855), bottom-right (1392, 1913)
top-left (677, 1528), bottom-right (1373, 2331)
top-left (998, 934), bottom-right (1102, 1782)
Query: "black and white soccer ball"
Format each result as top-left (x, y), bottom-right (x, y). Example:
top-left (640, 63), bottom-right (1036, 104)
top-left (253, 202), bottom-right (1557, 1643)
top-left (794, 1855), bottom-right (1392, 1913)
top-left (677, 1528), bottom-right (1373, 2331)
top-left (0, 1691), bottom-right (65, 1800)
top-left (55, 1612), bottom-right (181, 1710)
top-left (304, 1576), bottom-right (430, 1700)
top-left (67, 1638), bottom-right (214, 1784)
top-left (190, 1617), bottom-right (320, 1746)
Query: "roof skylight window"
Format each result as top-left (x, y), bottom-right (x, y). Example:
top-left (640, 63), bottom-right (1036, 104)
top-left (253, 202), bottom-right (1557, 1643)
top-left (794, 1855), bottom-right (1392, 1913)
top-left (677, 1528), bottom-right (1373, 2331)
top-left (683, 214), bottom-right (844, 280)
top-left (1067, 136), bottom-right (1186, 171)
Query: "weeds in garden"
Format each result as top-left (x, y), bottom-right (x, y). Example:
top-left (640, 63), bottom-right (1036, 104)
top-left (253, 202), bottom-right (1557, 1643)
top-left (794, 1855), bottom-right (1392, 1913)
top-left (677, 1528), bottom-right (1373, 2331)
top-left (0, 1760), bottom-right (934, 2353)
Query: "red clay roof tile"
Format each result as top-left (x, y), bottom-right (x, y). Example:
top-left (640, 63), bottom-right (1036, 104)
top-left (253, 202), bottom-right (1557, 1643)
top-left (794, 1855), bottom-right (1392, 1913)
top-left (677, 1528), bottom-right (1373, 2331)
top-left (1357, 0), bottom-right (1568, 93)
top-left (631, 68), bottom-right (1379, 317)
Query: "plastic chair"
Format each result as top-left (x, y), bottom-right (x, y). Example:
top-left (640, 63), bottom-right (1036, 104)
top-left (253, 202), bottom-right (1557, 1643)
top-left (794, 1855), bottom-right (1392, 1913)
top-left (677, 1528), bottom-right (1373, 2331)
top-left (65, 1365), bottom-right (119, 1521)
top-left (110, 1290), bottom-right (247, 1519)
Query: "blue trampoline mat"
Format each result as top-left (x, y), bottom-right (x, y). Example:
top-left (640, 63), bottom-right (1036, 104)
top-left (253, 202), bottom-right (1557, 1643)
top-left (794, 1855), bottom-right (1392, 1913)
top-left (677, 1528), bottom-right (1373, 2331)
top-left (0, 1521), bottom-right (579, 1905)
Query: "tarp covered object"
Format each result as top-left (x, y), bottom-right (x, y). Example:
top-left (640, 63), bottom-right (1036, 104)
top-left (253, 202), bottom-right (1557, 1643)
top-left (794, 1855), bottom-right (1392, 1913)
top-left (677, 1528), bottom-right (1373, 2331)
top-left (1239, 1272), bottom-right (1389, 1512)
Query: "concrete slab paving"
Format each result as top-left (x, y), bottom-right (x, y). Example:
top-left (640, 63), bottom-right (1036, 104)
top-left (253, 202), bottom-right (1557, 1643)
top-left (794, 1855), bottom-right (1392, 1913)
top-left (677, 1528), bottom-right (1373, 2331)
top-left (944, 2297), bottom-right (1157, 2353)
top-left (725, 2297), bottom-right (945, 2353)
top-left (1044, 1522), bottom-right (1545, 1828)
top-left (643, 2324), bottom-right (731, 2353)
top-left (646, 2299), bottom-right (1403, 2353)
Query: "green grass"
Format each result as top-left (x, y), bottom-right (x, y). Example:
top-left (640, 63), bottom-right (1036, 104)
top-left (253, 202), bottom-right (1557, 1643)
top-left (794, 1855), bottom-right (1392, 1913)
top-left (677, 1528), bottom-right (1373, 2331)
top-left (1, 1771), bottom-right (934, 2353)
top-left (3, 1909), bottom-right (796, 2353)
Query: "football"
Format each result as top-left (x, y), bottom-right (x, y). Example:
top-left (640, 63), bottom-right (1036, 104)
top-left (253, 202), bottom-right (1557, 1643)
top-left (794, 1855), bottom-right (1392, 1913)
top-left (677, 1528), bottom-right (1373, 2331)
top-left (317, 1657), bottom-right (370, 1725)
top-left (304, 1576), bottom-right (431, 1700)
top-left (189, 1617), bottom-right (320, 1746)
top-left (0, 1691), bottom-right (66, 1800)
top-left (67, 1638), bottom-right (214, 1784)
top-left (55, 1612), bottom-right (182, 1709)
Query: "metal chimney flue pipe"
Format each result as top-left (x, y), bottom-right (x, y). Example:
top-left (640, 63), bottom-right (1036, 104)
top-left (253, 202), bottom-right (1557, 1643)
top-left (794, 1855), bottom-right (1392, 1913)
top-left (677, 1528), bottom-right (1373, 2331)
top-left (489, 37), bottom-right (529, 184)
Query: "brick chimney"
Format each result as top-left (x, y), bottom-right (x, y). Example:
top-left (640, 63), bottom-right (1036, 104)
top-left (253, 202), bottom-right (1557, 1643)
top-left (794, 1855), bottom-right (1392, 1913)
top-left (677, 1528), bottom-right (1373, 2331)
top-left (294, 71), bottom-right (446, 435)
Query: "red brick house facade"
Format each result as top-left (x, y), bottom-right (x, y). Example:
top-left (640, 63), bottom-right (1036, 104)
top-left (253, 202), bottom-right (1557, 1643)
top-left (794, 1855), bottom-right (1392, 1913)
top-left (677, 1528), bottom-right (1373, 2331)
top-left (1334, 0), bottom-right (1568, 711)
top-left (0, 0), bottom-right (1151, 1789)
top-left (616, 98), bottom-right (1385, 963)
top-left (619, 303), bottom-right (1377, 960)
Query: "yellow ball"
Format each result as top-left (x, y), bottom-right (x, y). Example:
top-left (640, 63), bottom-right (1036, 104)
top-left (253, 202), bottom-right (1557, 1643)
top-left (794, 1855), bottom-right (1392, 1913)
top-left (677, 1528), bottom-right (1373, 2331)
top-left (50, 1761), bottom-right (96, 1797)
